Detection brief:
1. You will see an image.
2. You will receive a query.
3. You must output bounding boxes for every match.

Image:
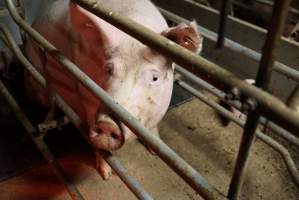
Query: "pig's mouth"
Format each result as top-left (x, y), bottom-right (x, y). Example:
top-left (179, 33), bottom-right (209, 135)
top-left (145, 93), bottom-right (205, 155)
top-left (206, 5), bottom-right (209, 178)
top-left (89, 114), bottom-right (125, 151)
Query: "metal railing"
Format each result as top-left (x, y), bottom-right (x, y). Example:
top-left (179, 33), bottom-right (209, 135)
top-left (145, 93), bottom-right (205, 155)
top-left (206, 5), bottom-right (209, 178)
top-left (72, 0), bottom-right (299, 134)
top-left (0, 24), bottom-right (153, 200)
top-left (0, 0), bottom-right (298, 200)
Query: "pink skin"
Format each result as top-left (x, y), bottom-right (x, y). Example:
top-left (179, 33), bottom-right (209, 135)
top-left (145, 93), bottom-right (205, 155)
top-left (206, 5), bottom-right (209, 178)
top-left (24, 0), bottom-right (202, 180)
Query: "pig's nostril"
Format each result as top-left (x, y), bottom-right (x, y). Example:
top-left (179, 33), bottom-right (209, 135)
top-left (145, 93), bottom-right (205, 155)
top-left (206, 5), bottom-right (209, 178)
top-left (111, 132), bottom-right (119, 140)
top-left (94, 127), bottom-right (102, 134)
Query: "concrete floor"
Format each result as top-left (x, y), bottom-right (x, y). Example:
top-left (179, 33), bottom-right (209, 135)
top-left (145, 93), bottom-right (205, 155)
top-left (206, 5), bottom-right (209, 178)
top-left (0, 96), bottom-right (298, 200)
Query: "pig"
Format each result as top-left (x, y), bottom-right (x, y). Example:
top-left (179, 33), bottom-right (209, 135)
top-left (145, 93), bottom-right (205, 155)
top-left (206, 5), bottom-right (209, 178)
top-left (24, 0), bottom-right (202, 179)
top-left (217, 79), bottom-right (256, 126)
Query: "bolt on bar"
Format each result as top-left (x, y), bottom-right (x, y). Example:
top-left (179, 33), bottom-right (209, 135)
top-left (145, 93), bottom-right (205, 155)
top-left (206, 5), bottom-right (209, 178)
top-left (71, 0), bottom-right (299, 135)
top-left (216, 0), bottom-right (232, 48)
top-left (175, 64), bottom-right (299, 148)
top-left (0, 80), bottom-right (85, 200)
top-left (228, 1), bottom-right (292, 199)
top-left (159, 8), bottom-right (299, 83)
top-left (175, 79), bottom-right (299, 188)
top-left (0, 25), bottom-right (153, 200)
top-left (4, 1), bottom-right (222, 199)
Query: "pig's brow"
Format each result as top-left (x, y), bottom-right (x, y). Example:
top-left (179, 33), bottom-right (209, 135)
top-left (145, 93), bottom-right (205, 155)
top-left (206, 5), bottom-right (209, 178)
top-left (143, 56), bottom-right (154, 65)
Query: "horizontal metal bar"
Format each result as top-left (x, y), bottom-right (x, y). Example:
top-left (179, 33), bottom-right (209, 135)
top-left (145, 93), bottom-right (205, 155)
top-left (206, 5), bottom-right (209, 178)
top-left (0, 25), bottom-right (153, 200)
top-left (159, 8), bottom-right (299, 83)
top-left (4, 1), bottom-right (223, 199)
top-left (0, 80), bottom-right (85, 200)
top-left (175, 65), bottom-right (299, 148)
top-left (175, 79), bottom-right (299, 189)
top-left (254, 0), bottom-right (299, 16)
top-left (70, 0), bottom-right (299, 135)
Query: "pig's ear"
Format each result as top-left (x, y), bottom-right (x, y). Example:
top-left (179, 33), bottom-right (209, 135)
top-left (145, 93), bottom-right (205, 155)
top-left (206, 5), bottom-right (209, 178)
top-left (161, 21), bottom-right (203, 54)
top-left (69, 2), bottom-right (106, 45)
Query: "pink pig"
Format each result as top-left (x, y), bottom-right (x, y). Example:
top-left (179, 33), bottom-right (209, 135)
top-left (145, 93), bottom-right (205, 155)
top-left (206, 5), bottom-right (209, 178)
top-left (24, 0), bottom-right (202, 179)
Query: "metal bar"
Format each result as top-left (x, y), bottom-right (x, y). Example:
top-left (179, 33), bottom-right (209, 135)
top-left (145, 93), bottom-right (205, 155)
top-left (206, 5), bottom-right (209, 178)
top-left (0, 80), bottom-right (85, 200)
top-left (159, 8), bottom-right (299, 83)
top-left (175, 79), bottom-right (299, 188)
top-left (101, 151), bottom-right (154, 200)
top-left (53, 89), bottom-right (154, 200)
top-left (255, 0), bottom-right (299, 16)
top-left (228, 1), bottom-right (292, 199)
top-left (175, 65), bottom-right (299, 148)
top-left (0, 25), bottom-right (154, 200)
top-left (68, 0), bottom-right (299, 135)
top-left (216, 0), bottom-right (232, 48)
top-left (4, 1), bottom-right (223, 199)
top-left (287, 84), bottom-right (299, 112)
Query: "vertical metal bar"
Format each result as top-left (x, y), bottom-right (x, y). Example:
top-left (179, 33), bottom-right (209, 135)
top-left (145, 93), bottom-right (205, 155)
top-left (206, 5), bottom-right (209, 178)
top-left (228, 1), bottom-right (292, 199)
top-left (175, 79), bottom-right (299, 188)
top-left (216, 0), bottom-right (232, 48)
top-left (0, 80), bottom-right (85, 200)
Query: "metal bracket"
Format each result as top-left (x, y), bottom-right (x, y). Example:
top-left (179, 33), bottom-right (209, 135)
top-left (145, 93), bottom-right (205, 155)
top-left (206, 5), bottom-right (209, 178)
top-left (37, 116), bottom-right (70, 137)
top-left (225, 87), bottom-right (258, 114)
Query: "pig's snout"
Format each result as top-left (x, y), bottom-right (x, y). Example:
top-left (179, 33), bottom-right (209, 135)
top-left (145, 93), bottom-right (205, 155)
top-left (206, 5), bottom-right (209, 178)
top-left (89, 115), bottom-right (125, 151)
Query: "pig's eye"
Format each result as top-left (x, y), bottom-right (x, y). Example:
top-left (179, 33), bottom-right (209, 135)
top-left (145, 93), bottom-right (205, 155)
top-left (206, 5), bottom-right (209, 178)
top-left (105, 62), bottom-right (114, 76)
top-left (152, 74), bottom-right (159, 82)
top-left (143, 70), bottom-right (161, 86)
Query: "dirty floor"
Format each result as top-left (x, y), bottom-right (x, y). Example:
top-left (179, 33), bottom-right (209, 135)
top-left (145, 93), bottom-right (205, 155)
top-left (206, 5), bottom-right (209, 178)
top-left (0, 95), bottom-right (298, 200)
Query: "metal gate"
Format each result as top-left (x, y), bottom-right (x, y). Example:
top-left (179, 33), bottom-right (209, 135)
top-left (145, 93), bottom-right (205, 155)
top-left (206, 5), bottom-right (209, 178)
top-left (0, 0), bottom-right (298, 200)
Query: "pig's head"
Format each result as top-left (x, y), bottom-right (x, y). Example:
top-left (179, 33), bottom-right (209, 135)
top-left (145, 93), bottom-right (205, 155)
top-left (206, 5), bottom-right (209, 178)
top-left (69, 2), bottom-right (203, 151)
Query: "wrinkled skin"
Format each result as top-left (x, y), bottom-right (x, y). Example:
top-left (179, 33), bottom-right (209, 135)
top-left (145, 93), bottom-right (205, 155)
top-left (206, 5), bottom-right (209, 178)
top-left (24, 0), bottom-right (202, 179)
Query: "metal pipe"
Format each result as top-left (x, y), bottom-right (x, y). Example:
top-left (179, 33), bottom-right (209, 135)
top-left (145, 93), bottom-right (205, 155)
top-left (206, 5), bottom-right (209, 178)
top-left (216, 0), bottom-right (232, 48)
top-left (175, 79), bottom-right (299, 188)
top-left (100, 151), bottom-right (154, 200)
top-left (68, 0), bottom-right (299, 135)
top-left (4, 1), bottom-right (223, 199)
top-left (0, 25), bottom-right (154, 200)
top-left (228, 1), bottom-right (292, 199)
top-left (159, 8), bottom-right (299, 83)
top-left (176, 65), bottom-right (299, 148)
top-left (0, 80), bottom-right (85, 200)
top-left (254, 0), bottom-right (299, 16)
top-left (287, 84), bottom-right (299, 112)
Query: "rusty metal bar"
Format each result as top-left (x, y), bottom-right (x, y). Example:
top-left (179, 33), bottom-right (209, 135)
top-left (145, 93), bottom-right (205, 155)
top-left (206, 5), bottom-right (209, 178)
top-left (0, 25), bottom-right (154, 200)
top-left (0, 80), bottom-right (85, 200)
top-left (228, 1), bottom-right (292, 199)
top-left (4, 1), bottom-right (223, 199)
top-left (216, 0), bottom-right (232, 48)
top-left (175, 65), bottom-right (299, 148)
top-left (70, 0), bottom-right (299, 135)
top-left (160, 8), bottom-right (299, 83)
top-left (175, 79), bottom-right (299, 188)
